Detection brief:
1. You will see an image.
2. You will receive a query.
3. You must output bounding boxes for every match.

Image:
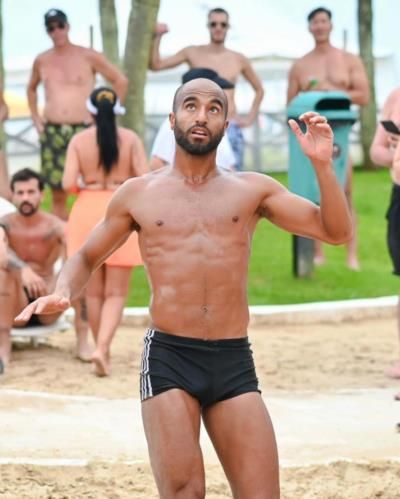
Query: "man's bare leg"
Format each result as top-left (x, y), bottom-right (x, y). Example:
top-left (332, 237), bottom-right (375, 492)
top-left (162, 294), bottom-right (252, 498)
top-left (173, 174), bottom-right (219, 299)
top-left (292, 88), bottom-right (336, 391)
top-left (91, 266), bottom-right (131, 376)
top-left (314, 239), bottom-right (325, 266)
top-left (0, 150), bottom-right (11, 200)
top-left (386, 296), bottom-right (400, 382)
top-left (0, 268), bottom-right (27, 367)
top-left (72, 296), bottom-right (92, 362)
top-left (345, 156), bottom-right (360, 270)
top-left (51, 188), bottom-right (69, 221)
top-left (142, 389), bottom-right (206, 498)
top-left (203, 392), bottom-right (279, 499)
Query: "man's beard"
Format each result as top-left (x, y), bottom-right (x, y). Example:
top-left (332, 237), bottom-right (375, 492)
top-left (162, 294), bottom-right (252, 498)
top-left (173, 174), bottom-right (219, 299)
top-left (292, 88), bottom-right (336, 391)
top-left (18, 201), bottom-right (38, 217)
top-left (174, 123), bottom-right (224, 156)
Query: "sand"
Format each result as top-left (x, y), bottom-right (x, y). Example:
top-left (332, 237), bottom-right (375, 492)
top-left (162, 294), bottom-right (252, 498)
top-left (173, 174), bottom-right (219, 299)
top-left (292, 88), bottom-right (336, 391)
top-left (1, 317), bottom-right (400, 498)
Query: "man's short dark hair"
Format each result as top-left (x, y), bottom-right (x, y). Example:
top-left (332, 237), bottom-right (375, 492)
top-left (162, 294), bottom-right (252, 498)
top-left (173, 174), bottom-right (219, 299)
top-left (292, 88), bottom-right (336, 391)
top-left (10, 168), bottom-right (45, 192)
top-left (307, 7), bottom-right (332, 22)
top-left (208, 7), bottom-right (229, 19)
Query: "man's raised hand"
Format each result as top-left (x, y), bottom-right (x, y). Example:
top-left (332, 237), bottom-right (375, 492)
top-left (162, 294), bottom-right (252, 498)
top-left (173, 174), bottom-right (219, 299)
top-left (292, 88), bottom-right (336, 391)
top-left (289, 111), bottom-right (333, 167)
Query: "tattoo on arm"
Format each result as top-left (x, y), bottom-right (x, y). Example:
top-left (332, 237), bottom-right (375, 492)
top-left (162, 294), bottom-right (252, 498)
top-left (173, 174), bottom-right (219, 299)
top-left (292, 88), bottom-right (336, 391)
top-left (7, 249), bottom-right (27, 270)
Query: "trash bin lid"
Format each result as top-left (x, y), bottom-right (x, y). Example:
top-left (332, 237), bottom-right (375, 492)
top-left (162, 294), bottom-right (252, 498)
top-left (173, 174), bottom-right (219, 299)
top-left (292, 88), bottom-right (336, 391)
top-left (287, 90), bottom-right (357, 122)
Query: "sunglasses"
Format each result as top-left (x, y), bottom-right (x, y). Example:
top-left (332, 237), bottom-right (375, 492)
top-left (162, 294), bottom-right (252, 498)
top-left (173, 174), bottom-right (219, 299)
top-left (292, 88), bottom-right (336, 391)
top-left (46, 21), bottom-right (66, 33)
top-left (209, 21), bottom-right (228, 29)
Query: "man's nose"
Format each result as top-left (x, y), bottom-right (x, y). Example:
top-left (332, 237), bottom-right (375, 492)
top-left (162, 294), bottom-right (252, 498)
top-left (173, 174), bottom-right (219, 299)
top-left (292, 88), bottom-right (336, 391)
top-left (195, 106), bottom-right (208, 124)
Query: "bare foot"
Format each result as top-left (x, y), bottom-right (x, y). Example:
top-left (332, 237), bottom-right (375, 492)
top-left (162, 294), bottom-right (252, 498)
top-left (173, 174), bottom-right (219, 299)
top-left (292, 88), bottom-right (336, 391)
top-left (347, 257), bottom-right (360, 271)
top-left (92, 350), bottom-right (110, 377)
top-left (313, 255), bottom-right (325, 266)
top-left (385, 362), bottom-right (400, 379)
top-left (76, 342), bottom-right (94, 363)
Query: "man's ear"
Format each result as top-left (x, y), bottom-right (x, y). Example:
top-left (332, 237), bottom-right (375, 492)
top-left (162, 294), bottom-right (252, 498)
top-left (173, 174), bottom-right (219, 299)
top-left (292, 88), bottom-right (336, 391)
top-left (169, 112), bottom-right (175, 130)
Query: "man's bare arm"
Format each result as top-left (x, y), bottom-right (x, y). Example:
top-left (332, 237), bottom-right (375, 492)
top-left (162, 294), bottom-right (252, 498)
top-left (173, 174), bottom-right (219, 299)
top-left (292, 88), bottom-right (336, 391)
top-left (258, 112), bottom-right (352, 243)
top-left (149, 23), bottom-right (188, 70)
top-left (89, 51), bottom-right (128, 102)
top-left (27, 57), bottom-right (44, 133)
top-left (286, 64), bottom-right (301, 105)
top-left (15, 183), bottom-right (138, 321)
top-left (239, 55), bottom-right (264, 126)
top-left (0, 87), bottom-right (9, 123)
top-left (347, 55), bottom-right (369, 106)
top-left (370, 90), bottom-right (400, 166)
top-left (259, 169), bottom-right (351, 244)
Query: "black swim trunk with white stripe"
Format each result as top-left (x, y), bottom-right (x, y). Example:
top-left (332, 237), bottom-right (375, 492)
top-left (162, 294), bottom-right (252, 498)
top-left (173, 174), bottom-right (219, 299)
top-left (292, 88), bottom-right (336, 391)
top-left (140, 329), bottom-right (260, 407)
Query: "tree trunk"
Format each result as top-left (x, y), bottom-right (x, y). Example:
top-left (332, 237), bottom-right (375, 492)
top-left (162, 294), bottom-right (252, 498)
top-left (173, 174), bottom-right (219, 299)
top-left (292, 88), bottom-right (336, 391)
top-left (122, 0), bottom-right (160, 138)
top-left (98, 0), bottom-right (120, 67)
top-left (358, 0), bottom-right (377, 169)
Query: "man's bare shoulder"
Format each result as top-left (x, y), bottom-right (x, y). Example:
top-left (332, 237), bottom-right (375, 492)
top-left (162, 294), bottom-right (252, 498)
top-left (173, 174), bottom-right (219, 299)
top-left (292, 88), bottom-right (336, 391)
top-left (0, 212), bottom-right (13, 229)
top-left (34, 49), bottom-right (55, 64)
top-left (40, 211), bottom-right (65, 232)
top-left (341, 49), bottom-right (363, 65)
top-left (385, 87), bottom-right (400, 105)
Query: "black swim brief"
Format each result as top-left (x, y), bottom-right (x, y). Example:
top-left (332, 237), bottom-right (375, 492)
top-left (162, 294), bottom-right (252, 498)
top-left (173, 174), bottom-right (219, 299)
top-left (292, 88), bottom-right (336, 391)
top-left (140, 329), bottom-right (260, 407)
top-left (386, 183), bottom-right (400, 276)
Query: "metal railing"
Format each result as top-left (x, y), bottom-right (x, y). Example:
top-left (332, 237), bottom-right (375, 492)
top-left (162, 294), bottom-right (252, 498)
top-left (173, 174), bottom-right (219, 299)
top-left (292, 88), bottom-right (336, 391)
top-left (5, 112), bottom-right (362, 172)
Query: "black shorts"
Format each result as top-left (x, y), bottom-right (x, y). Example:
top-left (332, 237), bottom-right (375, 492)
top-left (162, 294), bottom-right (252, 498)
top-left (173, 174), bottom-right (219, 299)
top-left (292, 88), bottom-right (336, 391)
top-left (140, 329), bottom-right (260, 407)
top-left (386, 184), bottom-right (400, 276)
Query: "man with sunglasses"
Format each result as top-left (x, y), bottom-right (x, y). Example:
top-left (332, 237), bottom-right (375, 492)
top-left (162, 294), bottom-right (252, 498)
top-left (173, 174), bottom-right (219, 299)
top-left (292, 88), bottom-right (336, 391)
top-left (27, 9), bottom-right (128, 221)
top-left (150, 7), bottom-right (264, 171)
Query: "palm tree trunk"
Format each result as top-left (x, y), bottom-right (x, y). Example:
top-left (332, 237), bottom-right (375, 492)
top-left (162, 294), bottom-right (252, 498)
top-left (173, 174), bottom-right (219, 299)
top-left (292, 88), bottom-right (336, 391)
top-left (122, 0), bottom-right (160, 138)
top-left (98, 0), bottom-right (120, 67)
top-left (358, 0), bottom-right (377, 169)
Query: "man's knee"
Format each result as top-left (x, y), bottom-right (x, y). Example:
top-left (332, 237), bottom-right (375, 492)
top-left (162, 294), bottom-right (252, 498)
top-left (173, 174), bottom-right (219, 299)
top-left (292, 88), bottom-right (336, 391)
top-left (160, 476), bottom-right (205, 499)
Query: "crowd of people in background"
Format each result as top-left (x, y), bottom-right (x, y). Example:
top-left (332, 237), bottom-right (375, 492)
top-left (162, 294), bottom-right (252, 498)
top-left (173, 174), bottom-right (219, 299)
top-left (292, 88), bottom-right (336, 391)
top-left (0, 5), bottom-right (399, 391)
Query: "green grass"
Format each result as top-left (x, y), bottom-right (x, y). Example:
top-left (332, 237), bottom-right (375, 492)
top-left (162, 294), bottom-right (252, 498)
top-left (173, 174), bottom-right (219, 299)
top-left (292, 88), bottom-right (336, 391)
top-left (45, 168), bottom-right (399, 306)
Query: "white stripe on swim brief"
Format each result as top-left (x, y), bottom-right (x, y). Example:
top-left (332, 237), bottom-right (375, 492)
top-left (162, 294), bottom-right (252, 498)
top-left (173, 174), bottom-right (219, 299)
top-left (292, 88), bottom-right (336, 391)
top-left (140, 328), bottom-right (155, 399)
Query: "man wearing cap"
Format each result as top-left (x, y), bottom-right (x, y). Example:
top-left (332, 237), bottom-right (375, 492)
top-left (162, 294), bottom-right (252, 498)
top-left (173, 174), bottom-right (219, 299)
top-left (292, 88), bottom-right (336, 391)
top-left (27, 9), bottom-right (128, 220)
top-left (150, 7), bottom-right (264, 171)
top-left (150, 68), bottom-right (236, 170)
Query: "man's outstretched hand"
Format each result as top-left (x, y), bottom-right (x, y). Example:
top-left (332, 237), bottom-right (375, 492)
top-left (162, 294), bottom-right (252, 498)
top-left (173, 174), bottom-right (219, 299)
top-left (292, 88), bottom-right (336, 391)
top-left (289, 112), bottom-right (333, 167)
top-left (15, 294), bottom-right (70, 324)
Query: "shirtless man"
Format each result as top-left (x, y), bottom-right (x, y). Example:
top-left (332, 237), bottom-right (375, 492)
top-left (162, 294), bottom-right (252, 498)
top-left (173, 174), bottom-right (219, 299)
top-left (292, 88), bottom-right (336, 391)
top-left (16, 79), bottom-right (352, 497)
top-left (287, 6), bottom-right (369, 270)
top-left (0, 84), bottom-right (10, 200)
top-left (0, 168), bottom-right (91, 373)
top-left (370, 88), bottom-right (400, 381)
top-left (27, 9), bottom-right (128, 220)
top-left (150, 7), bottom-right (264, 170)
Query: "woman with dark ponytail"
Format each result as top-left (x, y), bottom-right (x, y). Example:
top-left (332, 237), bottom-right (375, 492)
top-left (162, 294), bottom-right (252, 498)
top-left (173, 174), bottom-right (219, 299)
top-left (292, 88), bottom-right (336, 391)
top-left (63, 86), bottom-right (147, 376)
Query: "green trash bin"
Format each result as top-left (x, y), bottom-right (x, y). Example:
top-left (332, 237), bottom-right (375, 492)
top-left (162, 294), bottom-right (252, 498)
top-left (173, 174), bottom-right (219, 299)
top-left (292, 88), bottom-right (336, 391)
top-left (286, 91), bottom-right (357, 276)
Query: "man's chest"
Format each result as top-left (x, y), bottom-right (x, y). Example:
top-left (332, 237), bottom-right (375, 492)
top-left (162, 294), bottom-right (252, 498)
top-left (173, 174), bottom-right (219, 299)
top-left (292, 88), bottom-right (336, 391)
top-left (134, 188), bottom-right (256, 239)
top-left (299, 54), bottom-right (351, 88)
top-left (9, 228), bottom-right (60, 260)
top-left (189, 52), bottom-right (241, 82)
top-left (40, 57), bottom-right (93, 86)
